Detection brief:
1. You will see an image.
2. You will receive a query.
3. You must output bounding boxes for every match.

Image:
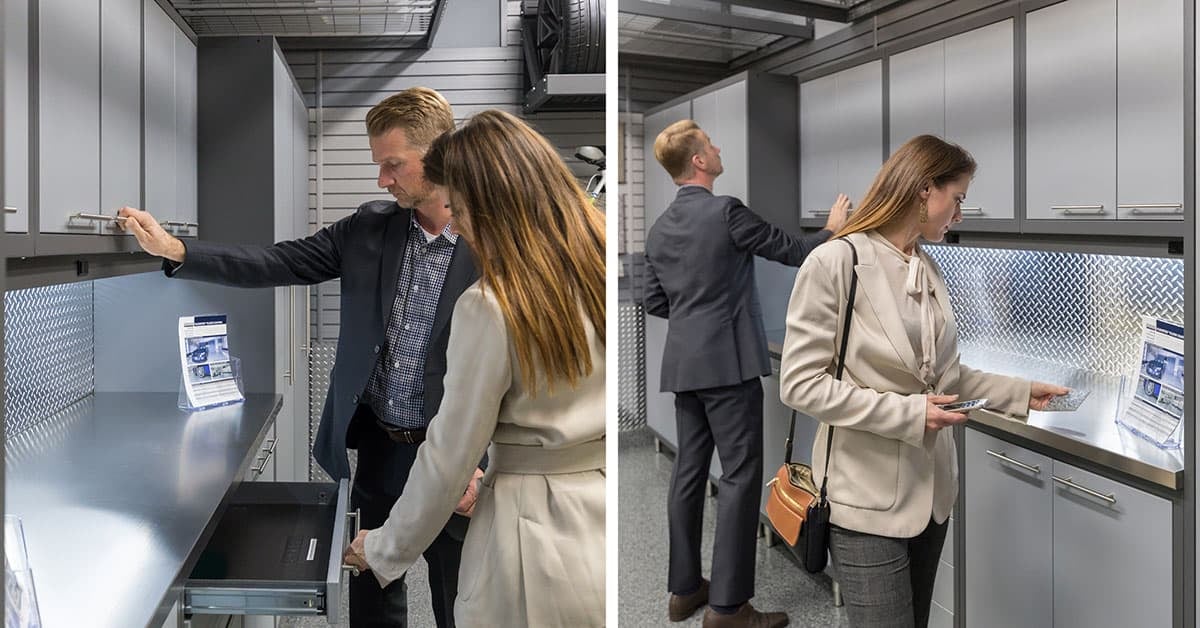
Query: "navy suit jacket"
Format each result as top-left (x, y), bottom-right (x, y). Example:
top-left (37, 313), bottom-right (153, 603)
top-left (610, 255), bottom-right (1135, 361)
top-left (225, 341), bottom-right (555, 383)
top-left (642, 186), bottom-right (830, 393)
top-left (169, 200), bottom-right (479, 532)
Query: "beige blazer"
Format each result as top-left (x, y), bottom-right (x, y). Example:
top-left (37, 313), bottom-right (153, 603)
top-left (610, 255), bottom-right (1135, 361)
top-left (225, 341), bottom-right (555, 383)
top-left (364, 283), bottom-right (606, 627)
top-left (780, 231), bottom-right (1030, 538)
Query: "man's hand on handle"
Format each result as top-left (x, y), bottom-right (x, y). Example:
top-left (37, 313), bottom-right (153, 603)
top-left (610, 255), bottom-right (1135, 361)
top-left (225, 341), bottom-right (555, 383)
top-left (116, 207), bottom-right (186, 263)
top-left (824, 194), bottom-right (851, 234)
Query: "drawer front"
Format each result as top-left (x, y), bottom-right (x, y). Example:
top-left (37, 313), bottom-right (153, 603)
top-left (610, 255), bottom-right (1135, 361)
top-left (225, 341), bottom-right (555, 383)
top-left (185, 479), bottom-right (352, 621)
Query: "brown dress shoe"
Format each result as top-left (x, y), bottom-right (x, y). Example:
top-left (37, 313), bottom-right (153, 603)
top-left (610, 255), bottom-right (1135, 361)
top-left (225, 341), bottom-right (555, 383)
top-left (668, 579), bottom-right (710, 622)
top-left (701, 603), bottom-right (789, 628)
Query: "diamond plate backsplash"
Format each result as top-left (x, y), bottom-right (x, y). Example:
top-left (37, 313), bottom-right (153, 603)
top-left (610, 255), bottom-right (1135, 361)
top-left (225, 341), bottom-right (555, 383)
top-left (308, 340), bottom-right (356, 482)
top-left (4, 283), bottom-right (95, 439)
top-left (619, 301), bottom-right (647, 432)
top-left (926, 245), bottom-right (1184, 377)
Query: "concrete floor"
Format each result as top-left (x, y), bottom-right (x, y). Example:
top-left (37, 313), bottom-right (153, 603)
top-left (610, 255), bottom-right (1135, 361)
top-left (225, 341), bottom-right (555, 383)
top-left (619, 428), bottom-right (850, 627)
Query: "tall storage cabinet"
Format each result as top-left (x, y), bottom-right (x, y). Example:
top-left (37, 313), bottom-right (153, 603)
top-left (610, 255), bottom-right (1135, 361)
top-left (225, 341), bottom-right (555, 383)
top-left (198, 36), bottom-right (310, 488)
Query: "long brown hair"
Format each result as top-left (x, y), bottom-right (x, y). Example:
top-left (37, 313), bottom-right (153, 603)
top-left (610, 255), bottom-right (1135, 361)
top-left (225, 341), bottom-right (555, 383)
top-left (423, 110), bottom-right (606, 393)
top-left (835, 134), bottom-right (977, 238)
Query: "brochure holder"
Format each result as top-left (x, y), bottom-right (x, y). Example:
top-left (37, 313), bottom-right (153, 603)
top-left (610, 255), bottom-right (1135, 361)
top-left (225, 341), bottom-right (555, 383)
top-left (179, 356), bottom-right (245, 411)
top-left (1115, 373), bottom-right (1185, 450)
top-left (5, 515), bottom-right (43, 628)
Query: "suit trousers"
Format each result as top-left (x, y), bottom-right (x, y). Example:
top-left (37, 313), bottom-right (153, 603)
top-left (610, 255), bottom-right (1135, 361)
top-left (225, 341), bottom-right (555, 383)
top-left (349, 421), bottom-right (463, 628)
top-left (828, 518), bottom-right (949, 628)
top-left (667, 377), bottom-right (764, 607)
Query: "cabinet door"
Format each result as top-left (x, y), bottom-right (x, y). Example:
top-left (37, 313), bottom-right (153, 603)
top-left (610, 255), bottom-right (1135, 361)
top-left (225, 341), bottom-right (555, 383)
top-left (642, 102), bottom-right (691, 227)
top-left (945, 19), bottom-right (1015, 220)
top-left (693, 81), bottom-right (747, 203)
top-left (144, 0), bottom-right (176, 224)
top-left (889, 40), bottom-right (944, 152)
top-left (1052, 461), bottom-right (1171, 628)
top-left (101, 0), bottom-right (143, 234)
top-left (4, 0), bottom-right (30, 233)
top-left (39, 0), bottom-right (101, 234)
top-left (836, 60), bottom-right (883, 207)
top-left (1025, 0), bottom-right (1116, 221)
top-left (1116, 0), bottom-right (1184, 221)
top-left (964, 429), bottom-right (1053, 628)
top-left (800, 73), bottom-right (838, 218)
top-left (174, 29), bottom-right (198, 235)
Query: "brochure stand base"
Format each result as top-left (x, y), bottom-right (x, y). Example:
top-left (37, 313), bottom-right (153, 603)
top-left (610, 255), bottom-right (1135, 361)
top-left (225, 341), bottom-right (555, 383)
top-left (6, 515), bottom-right (43, 628)
top-left (179, 356), bottom-right (246, 411)
top-left (1115, 373), bottom-right (1185, 450)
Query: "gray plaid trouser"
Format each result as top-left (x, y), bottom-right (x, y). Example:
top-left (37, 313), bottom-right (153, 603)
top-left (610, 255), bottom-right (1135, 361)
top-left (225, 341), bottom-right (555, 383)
top-left (828, 518), bottom-right (949, 628)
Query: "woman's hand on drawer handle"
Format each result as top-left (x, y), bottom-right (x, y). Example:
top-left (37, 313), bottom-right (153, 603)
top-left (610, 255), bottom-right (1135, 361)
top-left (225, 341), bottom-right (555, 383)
top-left (116, 206), bottom-right (186, 263)
top-left (1029, 382), bottom-right (1071, 411)
top-left (344, 529), bottom-right (372, 573)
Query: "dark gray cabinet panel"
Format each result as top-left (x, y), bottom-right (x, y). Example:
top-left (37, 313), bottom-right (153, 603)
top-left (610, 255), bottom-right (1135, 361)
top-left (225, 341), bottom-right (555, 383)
top-left (39, 0), bottom-right (101, 234)
top-left (1051, 460), bottom-right (1171, 628)
top-left (1116, 0), bottom-right (1184, 221)
top-left (944, 19), bottom-right (1014, 221)
top-left (4, 0), bottom-right (30, 233)
top-left (1025, 0), bottom-right (1116, 221)
top-left (101, 0), bottom-right (143, 228)
top-left (964, 428), bottom-right (1053, 628)
top-left (144, 0), bottom-right (176, 224)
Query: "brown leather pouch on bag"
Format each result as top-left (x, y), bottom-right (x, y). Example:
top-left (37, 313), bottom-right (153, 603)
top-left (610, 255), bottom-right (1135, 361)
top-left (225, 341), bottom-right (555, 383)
top-left (765, 463), bottom-right (818, 545)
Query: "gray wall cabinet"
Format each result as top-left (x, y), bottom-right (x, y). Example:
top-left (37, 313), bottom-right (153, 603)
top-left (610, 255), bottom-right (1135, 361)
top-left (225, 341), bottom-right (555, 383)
top-left (101, 0), bottom-right (143, 229)
top-left (1025, 0), bottom-right (1117, 222)
top-left (174, 27), bottom-right (198, 235)
top-left (889, 19), bottom-right (1014, 222)
top-left (144, 0), bottom-right (177, 227)
top-left (965, 427), bottom-right (1173, 627)
top-left (943, 19), bottom-right (1015, 222)
top-left (800, 61), bottom-right (882, 219)
top-left (39, 0), bottom-right (101, 234)
top-left (1115, 0), bottom-right (1184, 222)
top-left (4, 0), bottom-right (29, 233)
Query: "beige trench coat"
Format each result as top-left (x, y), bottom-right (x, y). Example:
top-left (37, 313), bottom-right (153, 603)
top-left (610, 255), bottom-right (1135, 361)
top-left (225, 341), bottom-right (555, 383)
top-left (364, 283), bottom-right (606, 626)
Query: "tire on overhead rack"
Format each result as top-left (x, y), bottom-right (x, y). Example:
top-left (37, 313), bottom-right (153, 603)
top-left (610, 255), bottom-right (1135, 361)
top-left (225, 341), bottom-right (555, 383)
top-left (563, 0), bottom-right (604, 74)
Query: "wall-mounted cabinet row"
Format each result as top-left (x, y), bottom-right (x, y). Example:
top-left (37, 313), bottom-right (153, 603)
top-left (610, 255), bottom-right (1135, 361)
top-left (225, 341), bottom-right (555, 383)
top-left (3, 0), bottom-right (198, 247)
top-left (798, 0), bottom-right (1185, 234)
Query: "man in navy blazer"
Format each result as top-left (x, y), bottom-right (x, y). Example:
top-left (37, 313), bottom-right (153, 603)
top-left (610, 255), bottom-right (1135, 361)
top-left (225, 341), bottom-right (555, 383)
top-left (643, 119), bottom-right (848, 628)
top-left (120, 87), bottom-right (477, 628)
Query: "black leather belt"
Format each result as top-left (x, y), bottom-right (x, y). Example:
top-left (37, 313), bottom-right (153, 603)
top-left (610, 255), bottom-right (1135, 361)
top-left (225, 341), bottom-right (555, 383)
top-left (375, 419), bottom-right (427, 444)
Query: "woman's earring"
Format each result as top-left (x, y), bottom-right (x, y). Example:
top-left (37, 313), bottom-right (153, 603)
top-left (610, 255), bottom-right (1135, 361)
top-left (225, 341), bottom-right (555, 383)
top-left (919, 201), bottom-right (928, 223)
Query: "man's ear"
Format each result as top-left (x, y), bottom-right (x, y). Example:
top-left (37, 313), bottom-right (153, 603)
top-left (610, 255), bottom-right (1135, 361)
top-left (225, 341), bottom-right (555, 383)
top-left (690, 152), bottom-right (705, 173)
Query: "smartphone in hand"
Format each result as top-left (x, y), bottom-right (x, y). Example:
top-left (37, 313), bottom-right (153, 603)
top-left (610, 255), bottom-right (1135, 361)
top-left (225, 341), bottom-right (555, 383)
top-left (938, 398), bottom-right (989, 413)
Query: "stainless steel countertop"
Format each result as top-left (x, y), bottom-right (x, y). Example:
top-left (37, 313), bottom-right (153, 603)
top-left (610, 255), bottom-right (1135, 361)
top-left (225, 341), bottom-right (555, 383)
top-left (765, 334), bottom-right (1183, 489)
top-left (5, 392), bottom-right (282, 628)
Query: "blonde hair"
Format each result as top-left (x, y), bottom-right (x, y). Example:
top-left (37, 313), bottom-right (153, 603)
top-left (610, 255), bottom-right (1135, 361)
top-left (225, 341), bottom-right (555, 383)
top-left (836, 135), bottom-right (977, 238)
top-left (654, 119), bottom-right (708, 180)
top-left (423, 110), bottom-right (605, 393)
top-left (364, 87), bottom-right (455, 148)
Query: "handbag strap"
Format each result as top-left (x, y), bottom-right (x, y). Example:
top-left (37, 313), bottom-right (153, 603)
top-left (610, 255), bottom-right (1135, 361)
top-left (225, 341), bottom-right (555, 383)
top-left (782, 238), bottom-right (860, 501)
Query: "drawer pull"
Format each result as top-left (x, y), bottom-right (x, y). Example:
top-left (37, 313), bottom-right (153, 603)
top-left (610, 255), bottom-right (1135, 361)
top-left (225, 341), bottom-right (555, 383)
top-left (960, 206), bottom-right (983, 216)
top-left (1119, 204), bottom-right (1183, 215)
top-left (343, 508), bottom-right (362, 576)
top-left (810, 210), bottom-right (831, 216)
top-left (1050, 205), bottom-right (1105, 215)
top-left (1052, 475), bottom-right (1116, 504)
top-left (162, 220), bottom-right (200, 229)
top-left (73, 211), bottom-right (127, 223)
top-left (985, 449), bottom-right (1040, 475)
top-left (3, 206), bottom-right (16, 213)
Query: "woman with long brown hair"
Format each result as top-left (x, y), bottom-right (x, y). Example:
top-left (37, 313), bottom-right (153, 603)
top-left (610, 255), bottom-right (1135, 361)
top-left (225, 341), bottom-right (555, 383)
top-left (343, 109), bottom-right (606, 626)
top-left (780, 135), bottom-right (1066, 627)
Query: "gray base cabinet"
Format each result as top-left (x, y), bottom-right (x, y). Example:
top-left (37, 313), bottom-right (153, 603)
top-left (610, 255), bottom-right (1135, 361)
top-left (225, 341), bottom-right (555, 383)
top-left (965, 427), bottom-right (1172, 627)
top-left (1051, 460), bottom-right (1171, 628)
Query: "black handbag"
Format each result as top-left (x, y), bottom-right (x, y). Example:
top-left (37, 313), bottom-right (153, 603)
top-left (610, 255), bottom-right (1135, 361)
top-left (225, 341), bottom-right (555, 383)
top-left (766, 239), bottom-right (859, 573)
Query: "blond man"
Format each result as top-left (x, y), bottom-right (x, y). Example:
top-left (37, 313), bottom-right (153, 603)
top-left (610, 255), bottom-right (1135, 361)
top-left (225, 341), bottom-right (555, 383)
top-left (643, 120), bottom-right (848, 628)
top-left (119, 87), bottom-right (480, 628)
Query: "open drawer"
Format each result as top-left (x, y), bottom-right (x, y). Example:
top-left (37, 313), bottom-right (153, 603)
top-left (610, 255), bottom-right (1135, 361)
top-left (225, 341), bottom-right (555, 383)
top-left (184, 479), bottom-right (355, 622)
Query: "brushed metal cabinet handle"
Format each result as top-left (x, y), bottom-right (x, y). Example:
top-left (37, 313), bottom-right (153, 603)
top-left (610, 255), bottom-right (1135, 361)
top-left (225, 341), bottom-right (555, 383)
top-left (1052, 475), bottom-right (1117, 504)
top-left (985, 449), bottom-right (1041, 475)
top-left (1050, 205), bottom-right (1106, 215)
